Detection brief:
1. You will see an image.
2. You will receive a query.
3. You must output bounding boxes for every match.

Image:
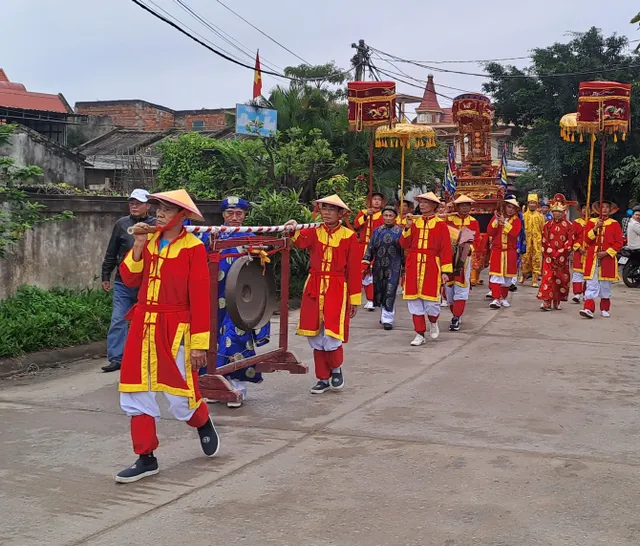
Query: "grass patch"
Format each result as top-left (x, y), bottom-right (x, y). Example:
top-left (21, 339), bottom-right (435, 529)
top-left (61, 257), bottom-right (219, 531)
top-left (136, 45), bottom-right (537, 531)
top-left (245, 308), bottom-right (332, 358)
top-left (0, 286), bottom-right (112, 358)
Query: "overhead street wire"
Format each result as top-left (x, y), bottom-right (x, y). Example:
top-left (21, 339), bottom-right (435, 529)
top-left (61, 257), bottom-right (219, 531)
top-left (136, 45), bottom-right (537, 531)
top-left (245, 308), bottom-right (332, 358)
top-left (214, 0), bottom-right (311, 66)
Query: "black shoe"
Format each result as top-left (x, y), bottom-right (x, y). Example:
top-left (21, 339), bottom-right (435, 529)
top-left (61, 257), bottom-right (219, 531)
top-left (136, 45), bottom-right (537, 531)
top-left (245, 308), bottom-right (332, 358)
top-left (383, 323), bottom-right (393, 331)
top-left (115, 454), bottom-right (159, 483)
top-left (330, 369), bottom-right (344, 390)
top-left (450, 317), bottom-right (460, 331)
top-left (101, 361), bottom-right (121, 373)
top-left (310, 380), bottom-right (331, 394)
top-left (509, 284), bottom-right (518, 292)
top-left (197, 418), bottom-right (221, 457)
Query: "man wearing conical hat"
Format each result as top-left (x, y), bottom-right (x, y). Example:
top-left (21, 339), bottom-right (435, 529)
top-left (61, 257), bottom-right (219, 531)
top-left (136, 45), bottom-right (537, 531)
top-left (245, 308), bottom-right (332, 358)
top-left (443, 195), bottom-right (480, 331)
top-left (579, 199), bottom-right (624, 319)
top-left (519, 193), bottom-right (545, 287)
top-left (571, 203), bottom-right (589, 303)
top-left (116, 189), bottom-right (220, 483)
top-left (354, 192), bottom-right (386, 310)
top-left (537, 194), bottom-right (575, 311)
top-left (400, 192), bottom-right (453, 346)
top-left (487, 198), bottom-right (522, 309)
top-left (283, 194), bottom-right (361, 394)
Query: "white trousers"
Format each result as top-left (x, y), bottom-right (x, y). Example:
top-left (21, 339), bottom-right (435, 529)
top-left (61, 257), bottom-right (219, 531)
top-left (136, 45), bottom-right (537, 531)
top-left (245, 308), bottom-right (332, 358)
top-left (407, 299), bottom-right (440, 318)
top-left (307, 326), bottom-right (342, 352)
top-left (445, 260), bottom-right (471, 303)
top-left (489, 275), bottom-right (515, 286)
top-left (362, 273), bottom-right (373, 287)
top-left (572, 271), bottom-right (584, 283)
top-left (585, 262), bottom-right (612, 300)
top-left (511, 276), bottom-right (518, 286)
top-left (381, 307), bottom-right (395, 324)
top-left (229, 378), bottom-right (247, 398)
top-left (120, 345), bottom-right (197, 422)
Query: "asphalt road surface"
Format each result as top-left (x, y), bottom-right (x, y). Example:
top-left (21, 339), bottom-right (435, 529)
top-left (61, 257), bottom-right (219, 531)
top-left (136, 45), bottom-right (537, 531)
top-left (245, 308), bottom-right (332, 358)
top-left (2, 281), bottom-right (640, 546)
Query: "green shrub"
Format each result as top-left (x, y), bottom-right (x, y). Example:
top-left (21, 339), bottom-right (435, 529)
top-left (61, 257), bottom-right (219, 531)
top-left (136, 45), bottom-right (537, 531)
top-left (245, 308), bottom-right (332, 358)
top-left (0, 286), bottom-right (112, 358)
top-left (247, 188), bottom-right (313, 298)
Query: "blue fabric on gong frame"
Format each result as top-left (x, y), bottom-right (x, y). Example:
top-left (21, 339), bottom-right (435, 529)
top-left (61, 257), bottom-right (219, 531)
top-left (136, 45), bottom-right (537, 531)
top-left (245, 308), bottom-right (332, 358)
top-left (198, 230), bottom-right (270, 381)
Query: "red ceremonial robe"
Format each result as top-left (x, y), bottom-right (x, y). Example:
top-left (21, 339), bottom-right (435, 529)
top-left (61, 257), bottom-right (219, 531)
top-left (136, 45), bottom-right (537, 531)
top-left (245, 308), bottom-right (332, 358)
top-left (487, 214), bottom-right (522, 277)
top-left (583, 218), bottom-right (624, 281)
top-left (537, 219), bottom-right (574, 302)
top-left (354, 209), bottom-right (384, 260)
top-left (400, 215), bottom-right (453, 301)
top-left (571, 218), bottom-right (588, 273)
top-left (292, 223), bottom-right (362, 342)
top-left (445, 213), bottom-right (480, 288)
top-left (119, 230), bottom-right (211, 410)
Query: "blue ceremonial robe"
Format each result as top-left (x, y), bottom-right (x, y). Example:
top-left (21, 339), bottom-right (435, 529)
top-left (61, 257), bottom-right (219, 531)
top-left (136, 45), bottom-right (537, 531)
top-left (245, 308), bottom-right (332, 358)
top-left (363, 224), bottom-right (403, 312)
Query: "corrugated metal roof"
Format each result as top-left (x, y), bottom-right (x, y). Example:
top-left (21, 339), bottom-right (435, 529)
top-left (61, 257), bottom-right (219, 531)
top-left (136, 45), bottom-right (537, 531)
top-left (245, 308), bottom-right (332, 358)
top-left (78, 129), bottom-right (171, 156)
top-left (0, 69), bottom-right (70, 114)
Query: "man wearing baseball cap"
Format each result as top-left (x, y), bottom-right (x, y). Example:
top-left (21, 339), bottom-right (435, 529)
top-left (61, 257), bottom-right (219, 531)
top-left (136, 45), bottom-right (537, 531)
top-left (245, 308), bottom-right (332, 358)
top-left (100, 189), bottom-right (156, 373)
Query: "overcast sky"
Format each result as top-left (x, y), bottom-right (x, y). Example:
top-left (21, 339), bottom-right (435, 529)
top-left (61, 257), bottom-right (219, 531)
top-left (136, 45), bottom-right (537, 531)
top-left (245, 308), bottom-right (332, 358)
top-left (2, 0), bottom-right (636, 112)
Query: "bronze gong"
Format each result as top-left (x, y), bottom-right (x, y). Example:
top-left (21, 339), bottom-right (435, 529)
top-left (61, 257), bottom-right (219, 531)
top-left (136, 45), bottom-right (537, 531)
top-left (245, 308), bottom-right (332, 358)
top-left (225, 255), bottom-right (277, 331)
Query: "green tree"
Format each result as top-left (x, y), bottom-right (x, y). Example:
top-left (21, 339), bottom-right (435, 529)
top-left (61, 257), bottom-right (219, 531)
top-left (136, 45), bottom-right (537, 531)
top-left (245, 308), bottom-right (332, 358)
top-left (483, 27), bottom-right (640, 206)
top-left (0, 125), bottom-right (72, 257)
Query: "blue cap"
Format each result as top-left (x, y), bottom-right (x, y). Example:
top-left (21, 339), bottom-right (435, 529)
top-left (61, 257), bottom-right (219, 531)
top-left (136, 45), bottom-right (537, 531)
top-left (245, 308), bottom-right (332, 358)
top-left (540, 201), bottom-right (548, 207)
top-left (627, 209), bottom-right (633, 216)
top-left (221, 196), bottom-right (250, 211)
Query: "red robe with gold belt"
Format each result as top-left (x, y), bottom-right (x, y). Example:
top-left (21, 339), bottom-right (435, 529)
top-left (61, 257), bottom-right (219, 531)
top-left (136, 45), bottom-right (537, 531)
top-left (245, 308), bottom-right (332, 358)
top-left (292, 224), bottom-right (362, 342)
top-left (119, 230), bottom-right (210, 410)
top-left (400, 215), bottom-right (453, 301)
top-left (354, 209), bottom-right (384, 268)
top-left (444, 213), bottom-right (480, 288)
top-left (537, 219), bottom-right (574, 302)
top-left (571, 218), bottom-right (588, 273)
top-left (487, 214), bottom-right (522, 277)
top-left (583, 218), bottom-right (624, 281)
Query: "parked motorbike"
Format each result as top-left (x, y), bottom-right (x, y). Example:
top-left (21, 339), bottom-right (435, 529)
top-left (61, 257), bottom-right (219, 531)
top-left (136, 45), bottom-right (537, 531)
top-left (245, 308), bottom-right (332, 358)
top-left (619, 247), bottom-right (640, 288)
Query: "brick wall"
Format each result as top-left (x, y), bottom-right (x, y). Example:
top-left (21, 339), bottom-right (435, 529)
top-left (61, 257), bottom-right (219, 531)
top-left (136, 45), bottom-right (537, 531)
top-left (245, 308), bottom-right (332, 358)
top-left (76, 101), bottom-right (175, 131)
top-left (175, 111), bottom-right (227, 131)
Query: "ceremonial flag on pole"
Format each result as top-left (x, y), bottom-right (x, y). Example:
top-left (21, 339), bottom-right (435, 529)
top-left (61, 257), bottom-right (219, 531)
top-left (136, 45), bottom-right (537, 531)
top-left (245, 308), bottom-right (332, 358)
top-left (498, 145), bottom-right (509, 188)
top-left (444, 144), bottom-right (457, 194)
top-left (253, 50), bottom-right (262, 99)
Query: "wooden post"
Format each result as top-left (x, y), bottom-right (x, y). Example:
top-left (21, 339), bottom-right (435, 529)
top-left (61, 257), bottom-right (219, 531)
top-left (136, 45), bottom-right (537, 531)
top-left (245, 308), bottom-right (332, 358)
top-left (598, 135), bottom-right (606, 219)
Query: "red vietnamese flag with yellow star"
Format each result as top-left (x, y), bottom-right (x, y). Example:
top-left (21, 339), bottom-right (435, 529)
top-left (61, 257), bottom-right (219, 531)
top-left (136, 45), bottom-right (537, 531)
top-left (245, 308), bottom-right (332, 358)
top-left (253, 50), bottom-right (262, 99)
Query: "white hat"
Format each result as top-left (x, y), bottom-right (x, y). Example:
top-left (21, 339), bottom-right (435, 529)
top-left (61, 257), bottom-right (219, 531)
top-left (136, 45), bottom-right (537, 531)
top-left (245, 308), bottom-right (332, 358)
top-left (129, 188), bottom-right (150, 203)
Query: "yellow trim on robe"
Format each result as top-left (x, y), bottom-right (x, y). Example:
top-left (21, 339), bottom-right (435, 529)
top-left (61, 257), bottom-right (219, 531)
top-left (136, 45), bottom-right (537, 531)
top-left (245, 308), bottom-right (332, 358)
top-left (190, 331), bottom-right (210, 351)
top-left (123, 251), bottom-right (144, 273)
top-left (326, 283), bottom-right (348, 340)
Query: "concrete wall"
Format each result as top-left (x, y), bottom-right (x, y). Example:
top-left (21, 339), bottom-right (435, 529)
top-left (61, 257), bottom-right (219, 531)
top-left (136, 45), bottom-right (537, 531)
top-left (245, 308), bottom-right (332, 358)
top-left (0, 195), bottom-right (223, 300)
top-left (1, 127), bottom-right (86, 187)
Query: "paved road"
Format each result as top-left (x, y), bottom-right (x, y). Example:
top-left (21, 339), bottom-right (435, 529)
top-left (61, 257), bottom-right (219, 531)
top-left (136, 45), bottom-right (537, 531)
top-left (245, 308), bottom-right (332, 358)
top-left (2, 282), bottom-right (640, 546)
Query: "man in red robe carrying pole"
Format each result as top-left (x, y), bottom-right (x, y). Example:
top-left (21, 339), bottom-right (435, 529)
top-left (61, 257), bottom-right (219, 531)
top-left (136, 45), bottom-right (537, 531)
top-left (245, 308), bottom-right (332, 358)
top-left (400, 192), bottom-right (453, 346)
top-left (487, 198), bottom-right (522, 309)
top-left (537, 194), bottom-right (574, 311)
top-left (284, 195), bottom-right (361, 394)
top-left (354, 192), bottom-right (385, 310)
top-left (116, 189), bottom-right (220, 484)
top-left (579, 199), bottom-right (624, 319)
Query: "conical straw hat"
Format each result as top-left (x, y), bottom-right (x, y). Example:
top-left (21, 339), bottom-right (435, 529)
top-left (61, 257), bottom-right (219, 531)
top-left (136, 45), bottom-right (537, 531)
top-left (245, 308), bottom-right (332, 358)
top-left (148, 190), bottom-right (204, 222)
top-left (415, 191), bottom-right (441, 204)
top-left (313, 194), bottom-right (351, 212)
top-left (453, 194), bottom-right (475, 205)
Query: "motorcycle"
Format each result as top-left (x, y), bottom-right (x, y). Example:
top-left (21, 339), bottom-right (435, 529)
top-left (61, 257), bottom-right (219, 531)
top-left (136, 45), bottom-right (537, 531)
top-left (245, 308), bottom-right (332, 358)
top-left (618, 247), bottom-right (640, 288)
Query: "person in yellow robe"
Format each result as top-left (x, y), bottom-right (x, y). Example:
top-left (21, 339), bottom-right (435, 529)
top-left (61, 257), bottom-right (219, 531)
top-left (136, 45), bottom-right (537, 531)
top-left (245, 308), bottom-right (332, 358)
top-left (519, 193), bottom-right (546, 287)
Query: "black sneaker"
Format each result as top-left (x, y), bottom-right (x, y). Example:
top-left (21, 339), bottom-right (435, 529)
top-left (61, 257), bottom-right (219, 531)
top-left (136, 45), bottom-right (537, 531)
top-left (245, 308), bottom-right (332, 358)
top-left (310, 380), bottom-right (331, 394)
top-left (115, 454), bottom-right (159, 484)
top-left (330, 369), bottom-right (344, 390)
top-left (509, 284), bottom-right (518, 292)
top-left (450, 317), bottom-right (460, 331)
top-left (197, 418), bottom-right (221, 457)
top-left (383, 323), bottom-right (393, 331)
top-left (101, 361), bottom-right (121, 373)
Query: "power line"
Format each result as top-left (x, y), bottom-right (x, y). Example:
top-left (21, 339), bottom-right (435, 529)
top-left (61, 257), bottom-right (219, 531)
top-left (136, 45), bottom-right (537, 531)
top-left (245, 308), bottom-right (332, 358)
top-left (170, 0), bottom-right (284, 73)
top-left (131, 0), bottom-right (350, 82)
top-left (373, 65), bottom-right (456, 102)
top-left (214, 0), bottom-right (311, 66)
top-left (371, 46), bottom-right (640, 80)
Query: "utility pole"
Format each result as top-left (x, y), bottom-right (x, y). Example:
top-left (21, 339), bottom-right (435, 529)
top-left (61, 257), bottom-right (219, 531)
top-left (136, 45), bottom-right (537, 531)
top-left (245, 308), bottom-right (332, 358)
top-left (350, 39), bottom-right (371, 80)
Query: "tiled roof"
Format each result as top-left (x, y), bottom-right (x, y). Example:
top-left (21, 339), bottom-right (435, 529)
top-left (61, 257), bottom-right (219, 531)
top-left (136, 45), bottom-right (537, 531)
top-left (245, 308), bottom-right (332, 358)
top-left (78, 129), bottom-right (171, 156)
top-left (0, 69), bottom-right (70, 114)
top-left (416, 74), bottom-right (442, 113)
